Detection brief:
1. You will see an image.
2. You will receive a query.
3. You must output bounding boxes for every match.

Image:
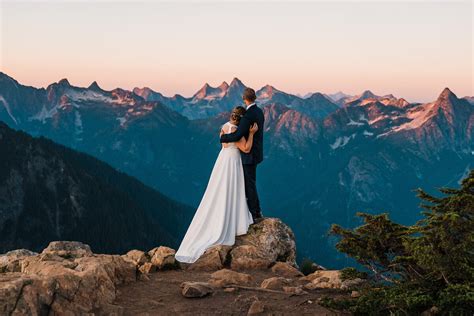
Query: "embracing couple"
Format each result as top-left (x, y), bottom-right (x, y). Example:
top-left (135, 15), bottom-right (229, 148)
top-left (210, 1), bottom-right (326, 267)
top-left (175, 88), bottom-right (265, 263)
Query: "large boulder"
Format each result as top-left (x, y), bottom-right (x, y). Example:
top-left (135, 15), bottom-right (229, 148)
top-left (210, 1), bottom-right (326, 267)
top-left (231, 218), bottom-right (297, 269)
top-left (271, 262), bottom-right (304, 278)
top-left (123, 249), bottom-right (149, 266)
top-left (0, 241), bottom-right (136, 315)
top-left (42, 241), bottom-right (92, 259)
top-left (230, 245), bottom-right (272, 270)
top-left (181, 282), bottom-right (214, 298)
top-left (0, 249), bottom-right (37, 273)
top-left (186, 245), bottom-right (232, 271)
top-left (209, 269), bottom-right (253, 287)
top-left (187, 218), bottom-right (297, 271)
top-left (302, 270), bottom-right (343, 290)
top-left (260, 277), bottom-right (291, 290)
top-left (148, 246), bottom-right (178, 270)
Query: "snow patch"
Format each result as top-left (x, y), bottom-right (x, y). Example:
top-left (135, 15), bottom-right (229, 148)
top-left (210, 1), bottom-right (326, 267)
top-left (74, 111), bottom-right (83, 141)
top-left (117, 117), bottom-right (126, 127)
top-left (30, 104), bottom-right (58, 123)
top-left (347, 118), bottom-right (364, 126)
top-left (391, 102), bottom-right (437, 132)
top-left (368, 115), bottom-right (389, 125)
top-left (330, 134), bottom-right (356, 149)
top-left (74, 111), bottom-right (83, 130)
top-left (66, 89), bottom-right (113, 104)
top-left (0, 95), bottom-right (18, 125)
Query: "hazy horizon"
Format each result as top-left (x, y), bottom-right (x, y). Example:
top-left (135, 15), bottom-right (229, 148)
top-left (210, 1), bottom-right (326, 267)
top-left (1, 0), bottom-right (472, 102)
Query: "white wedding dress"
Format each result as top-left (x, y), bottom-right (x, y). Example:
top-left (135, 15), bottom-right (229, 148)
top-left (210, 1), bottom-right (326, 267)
top-left (175, 122), bottom-right (254, 263)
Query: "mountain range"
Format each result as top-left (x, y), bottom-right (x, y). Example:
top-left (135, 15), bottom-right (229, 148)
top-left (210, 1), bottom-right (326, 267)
top-left (0, 71), bottom-right (472, 267)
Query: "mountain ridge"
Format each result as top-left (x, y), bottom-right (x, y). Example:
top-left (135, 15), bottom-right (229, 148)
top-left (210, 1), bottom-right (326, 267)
top-left (1, 71), bottom-right (472, 267)
top-left (0, 121), bottom-right (193, 254)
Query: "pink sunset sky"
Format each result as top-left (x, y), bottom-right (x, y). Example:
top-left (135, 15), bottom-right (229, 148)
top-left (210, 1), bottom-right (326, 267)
top-left (1, 0), bottom-right (472, 102)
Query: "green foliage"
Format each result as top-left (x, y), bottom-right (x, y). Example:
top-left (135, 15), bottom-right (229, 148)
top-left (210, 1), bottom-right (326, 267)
top-left (340, 267), bottom-right (368, 281)
top-left (319, 296), bottom-right (356, 311)
top-left (300, 258), bottom-right (320, 275)
top-left (329, 170), bottom-right (474, 314)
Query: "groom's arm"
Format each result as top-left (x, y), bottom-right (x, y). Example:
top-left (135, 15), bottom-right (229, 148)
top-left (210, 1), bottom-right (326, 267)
top-left (220, 117), bottom-right (251, 143)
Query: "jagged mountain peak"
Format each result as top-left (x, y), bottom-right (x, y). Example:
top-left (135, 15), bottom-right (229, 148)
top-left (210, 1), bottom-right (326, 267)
top-left (58, 78), bottom-right (71, 86)
top-left (262, 84), bottom-right (275, 90)
top-left (193, 81), bottom-right (228, 101)
top-left (307, 92), bottom-right (329, 100)
top-left (382, 93), bottom-right (396, 99)
top-left (133, 87), bottom-right (155, 94)
top-left (397, 98), bottom-right (410, 107)
top-left (437, 87), bottom-right (457, 101)
top-left (219, 81), bottom-right (229, 90)
top-left (359, 90), bottom-right (376, 99)
top-left (133, 86), bottom-right (150, 93)
top-left (229, 77), bottom-right (245, 89)
top-left (325, 91), bottom-right (351, 103)
top-left (257, 84), bottom-right (283, 99)
top-left (88, 81), bottom-right (102, 91)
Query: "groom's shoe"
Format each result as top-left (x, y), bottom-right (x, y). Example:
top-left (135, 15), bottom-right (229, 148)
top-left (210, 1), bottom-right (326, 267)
top-left (253, 212), bottom-right (264, 223)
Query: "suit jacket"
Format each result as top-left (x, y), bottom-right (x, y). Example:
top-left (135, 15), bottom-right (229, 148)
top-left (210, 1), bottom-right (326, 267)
top-left (220, 104), bottom-right (265, 165)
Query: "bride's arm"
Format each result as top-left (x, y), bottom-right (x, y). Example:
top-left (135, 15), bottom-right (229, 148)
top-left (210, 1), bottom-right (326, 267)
top-left (236, 123), bottom-right (258, 153)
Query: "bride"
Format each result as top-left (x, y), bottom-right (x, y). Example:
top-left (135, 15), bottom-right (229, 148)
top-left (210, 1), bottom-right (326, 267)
top-left (175, 106), bottom-right (258, 263)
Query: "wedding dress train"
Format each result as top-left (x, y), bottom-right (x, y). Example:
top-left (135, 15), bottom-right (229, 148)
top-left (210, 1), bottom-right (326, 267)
top-left (175, 122), bottom-right (254, 263)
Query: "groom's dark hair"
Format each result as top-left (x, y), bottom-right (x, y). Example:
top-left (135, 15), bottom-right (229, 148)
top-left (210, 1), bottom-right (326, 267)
top-left (242, 88), bottom-right (257, 102)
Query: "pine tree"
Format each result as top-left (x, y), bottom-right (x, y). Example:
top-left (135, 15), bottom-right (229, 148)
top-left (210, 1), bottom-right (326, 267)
top-left (328, 170), bottom-right (474, 314)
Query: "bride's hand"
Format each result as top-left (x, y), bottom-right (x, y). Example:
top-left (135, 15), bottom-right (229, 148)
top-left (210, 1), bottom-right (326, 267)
top-left (249, 123), bottom-right (258, 134)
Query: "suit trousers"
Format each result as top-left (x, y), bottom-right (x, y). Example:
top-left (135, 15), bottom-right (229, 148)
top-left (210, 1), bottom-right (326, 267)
top-left (242, 164), bottom-right (261, 218)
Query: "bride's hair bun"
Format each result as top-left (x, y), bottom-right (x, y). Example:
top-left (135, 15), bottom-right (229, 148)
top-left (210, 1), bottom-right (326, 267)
top-left (231, 106), bottom-right (246, 124)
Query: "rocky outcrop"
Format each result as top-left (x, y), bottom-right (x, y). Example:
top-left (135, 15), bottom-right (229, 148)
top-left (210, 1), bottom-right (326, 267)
top-left (209, 269), bottom-right (253, 287)
top-left (260, 277), bottom-right (291, 290)
top-left (42, 240), bottom-right (93, 258)
top-left (149, 246), bottom-right (178, 270)
top-left (0, 241), bottom-right (136, 315)
top-left (301, 270), bottom-right (366, 290)
top-left (1, 218), bottom-right (361, 314)
top-left (188, 218), bottom-right (297, 271)
top-left (186, 245), bottom-right (232, 271)
top-left (180, 282), bottom-right (214, 298)
top-left (271, 262), bottom-right (304, 278)
top-left (0, 249), bottom-right (37, 273)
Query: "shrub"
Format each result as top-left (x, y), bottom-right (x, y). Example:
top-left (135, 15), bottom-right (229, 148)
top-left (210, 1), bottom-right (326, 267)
top-left (329, 170), bottom-right (474, 314)
top-left (299, 258), bottom-right (321, 275)
top-left (340, 267), bottom-right (368, 281)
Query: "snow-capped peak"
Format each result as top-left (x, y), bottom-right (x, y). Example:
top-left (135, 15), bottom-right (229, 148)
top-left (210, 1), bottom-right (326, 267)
top-left (192, 82), bottom-right (228, 101)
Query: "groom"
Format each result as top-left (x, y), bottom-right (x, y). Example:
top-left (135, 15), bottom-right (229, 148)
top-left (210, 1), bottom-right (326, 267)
top-left (220, 87), bottom-right (265, 221)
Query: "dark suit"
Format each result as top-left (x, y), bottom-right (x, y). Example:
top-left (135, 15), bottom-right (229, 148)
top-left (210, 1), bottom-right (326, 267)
top-left (220, 104), bottom-right (265, 219)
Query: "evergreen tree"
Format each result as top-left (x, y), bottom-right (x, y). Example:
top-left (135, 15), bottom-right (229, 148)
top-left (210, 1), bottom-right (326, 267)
top-left (328, 170), bottom-right (474, 314)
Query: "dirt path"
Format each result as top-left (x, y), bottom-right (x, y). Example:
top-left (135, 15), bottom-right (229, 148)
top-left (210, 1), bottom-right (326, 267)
top-left (114, 270), bottom-right (350, 315)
